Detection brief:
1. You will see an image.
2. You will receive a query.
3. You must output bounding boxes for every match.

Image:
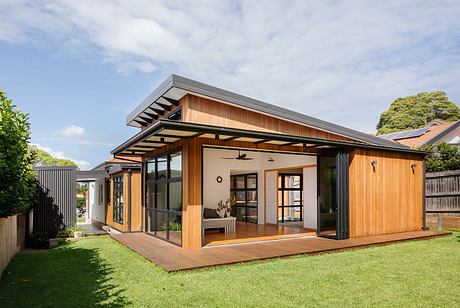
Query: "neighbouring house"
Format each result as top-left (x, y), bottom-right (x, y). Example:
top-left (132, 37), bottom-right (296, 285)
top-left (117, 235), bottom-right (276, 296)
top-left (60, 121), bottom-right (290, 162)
top-left (77, 156), bottom-right (142, 230)
top-left (107, 74), bottom-right (427, 249)
top-left (379, 120), bottom-right (460, 148)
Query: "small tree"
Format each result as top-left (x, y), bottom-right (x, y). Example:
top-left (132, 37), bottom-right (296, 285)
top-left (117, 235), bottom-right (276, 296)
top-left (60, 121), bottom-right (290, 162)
top-left (0, 91), bottom-right (36, 217)
top-left (419, 142), bottom-right (460, 172)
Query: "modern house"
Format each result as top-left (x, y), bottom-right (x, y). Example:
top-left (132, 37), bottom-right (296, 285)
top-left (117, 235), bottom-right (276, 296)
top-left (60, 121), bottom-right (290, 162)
top-left (379, 120), bottom-right (460, 148)
top-left (77, 156), bottom-right (142, 231)
top-left (109, 74), bottom-right (427, 249)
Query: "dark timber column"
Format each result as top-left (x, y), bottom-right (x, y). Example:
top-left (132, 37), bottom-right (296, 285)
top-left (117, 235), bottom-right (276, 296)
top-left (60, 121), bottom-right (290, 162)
top-left (182, 138), bottom-right (202, 249)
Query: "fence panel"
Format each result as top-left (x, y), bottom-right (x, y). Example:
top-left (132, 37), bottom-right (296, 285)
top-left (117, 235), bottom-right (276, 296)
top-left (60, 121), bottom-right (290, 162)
top-left (0, 213), bottom-right (29, 277)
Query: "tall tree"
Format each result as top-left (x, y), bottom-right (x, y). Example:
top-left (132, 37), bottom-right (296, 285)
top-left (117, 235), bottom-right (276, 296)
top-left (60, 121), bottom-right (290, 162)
top-left (30, 145), bottom-right (77, 167)
top-left (376, 91), bottom-right (460, 135)
top-left (0, 91), bottom-right (37, 217)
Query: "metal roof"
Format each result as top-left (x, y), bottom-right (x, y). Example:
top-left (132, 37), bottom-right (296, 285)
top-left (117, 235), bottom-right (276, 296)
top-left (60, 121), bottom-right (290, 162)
top-left (126, 74), bottom-right (407, 149)
top-left (112, 119), bottom-right (428, 157)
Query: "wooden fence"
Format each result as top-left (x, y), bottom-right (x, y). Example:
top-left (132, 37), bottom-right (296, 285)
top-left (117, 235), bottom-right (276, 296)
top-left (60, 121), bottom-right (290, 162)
top-left (0, 212), bottom-right (30, 277)
top-left (426, 170), bottom-right (460, 229)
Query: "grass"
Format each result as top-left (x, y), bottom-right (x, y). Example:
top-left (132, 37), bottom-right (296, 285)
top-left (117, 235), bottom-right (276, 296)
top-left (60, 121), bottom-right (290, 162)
top-left (1, 232), bottom-right (459, 307)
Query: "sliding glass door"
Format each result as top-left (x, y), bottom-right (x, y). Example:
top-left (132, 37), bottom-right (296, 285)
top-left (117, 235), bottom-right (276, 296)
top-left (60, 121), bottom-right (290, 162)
top-left (145, 150), bottom-right (182, 246)
top-left (317, 151), bottom-right (349, 239)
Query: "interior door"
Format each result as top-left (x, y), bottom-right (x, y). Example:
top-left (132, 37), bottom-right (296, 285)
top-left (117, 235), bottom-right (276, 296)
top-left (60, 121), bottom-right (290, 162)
top-left (317, 151), bottom-right (349, 239)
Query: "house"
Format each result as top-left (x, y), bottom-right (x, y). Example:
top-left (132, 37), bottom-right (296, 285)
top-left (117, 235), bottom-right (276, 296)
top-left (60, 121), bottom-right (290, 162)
top-left (108, 74), bottom-right (427, 249)
top-left (77, 156), bottom-right (142, 230)
top-left (379, 120), bottom-right (460, 148)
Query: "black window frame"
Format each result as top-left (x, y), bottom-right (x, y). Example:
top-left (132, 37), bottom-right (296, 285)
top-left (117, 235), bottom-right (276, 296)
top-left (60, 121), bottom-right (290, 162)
top-left (145, 149), bottom-right (183, 246)
top-left (278, 173), bottom-right (303, 223)
top-left (113, 174), bottom-right (124, 223)
top-left (99, 183), bottom-right (104, 205)
top-left (105, 178), bottom-right (110, 205)
top-left (230, 173), bottom-right (258, 223)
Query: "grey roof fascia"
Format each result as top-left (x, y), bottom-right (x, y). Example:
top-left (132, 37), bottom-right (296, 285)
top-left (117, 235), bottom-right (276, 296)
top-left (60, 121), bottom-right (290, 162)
top-left (126, 74), bottom-right (406, 149)
top-left (76, 170), bottom-right (109, 180)
top-left (126, 75), bottom-right (174, 126)
top-left (422, 120), bottom-right (460, 146)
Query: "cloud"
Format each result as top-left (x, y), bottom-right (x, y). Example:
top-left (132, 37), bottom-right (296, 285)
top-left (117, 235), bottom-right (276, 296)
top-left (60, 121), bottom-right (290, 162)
top-left (58, 124), bottom-right (85, 137)
top-left (1, 1), bottom-right (460, 132)
top-left (31, 143), bottom-right (91, 170)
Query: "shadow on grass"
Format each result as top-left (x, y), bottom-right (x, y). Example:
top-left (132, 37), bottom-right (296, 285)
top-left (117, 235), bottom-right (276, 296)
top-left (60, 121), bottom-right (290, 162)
top-left (0, 242), bottom-right (130, 307)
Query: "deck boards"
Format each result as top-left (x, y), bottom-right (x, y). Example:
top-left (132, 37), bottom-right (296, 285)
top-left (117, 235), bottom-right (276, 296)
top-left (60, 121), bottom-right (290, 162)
top-left (111, 230), bottom-right (450, 272)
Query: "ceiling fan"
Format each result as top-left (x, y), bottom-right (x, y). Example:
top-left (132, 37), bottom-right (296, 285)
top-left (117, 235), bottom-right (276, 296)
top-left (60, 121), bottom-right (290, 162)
top-left (221, 150), bottom-right (253, 161)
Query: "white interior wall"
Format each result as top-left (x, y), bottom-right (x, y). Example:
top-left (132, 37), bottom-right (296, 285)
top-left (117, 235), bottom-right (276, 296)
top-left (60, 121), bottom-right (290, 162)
top-left (303, 167), bottom-right (317, 229)
top-left (203, 147), bottom-right (317, 225)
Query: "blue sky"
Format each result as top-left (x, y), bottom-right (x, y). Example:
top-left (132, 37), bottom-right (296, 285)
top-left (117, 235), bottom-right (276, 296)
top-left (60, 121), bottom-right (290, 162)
top-left (1, 0), bottom-right (460, 169)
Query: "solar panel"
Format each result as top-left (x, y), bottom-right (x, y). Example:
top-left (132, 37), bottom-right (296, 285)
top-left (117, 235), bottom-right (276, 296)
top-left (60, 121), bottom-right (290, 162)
top-left (379, 127), bottom-right (429, 140)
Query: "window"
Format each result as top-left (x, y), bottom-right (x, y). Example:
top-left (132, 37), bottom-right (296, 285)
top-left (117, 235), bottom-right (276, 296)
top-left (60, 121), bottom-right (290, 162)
top-left (99, 184), bottom-right (104, 205)
top-left (113, 175), bottom-right (124, 223)
top-left (278, 174), bottom-right (303, 223)
top-left (230, 173), bottom-right (258, 223)
top-left (167, 108), bottom-right (182, 121)
top-left (145, 150), bottom-right (182, 246)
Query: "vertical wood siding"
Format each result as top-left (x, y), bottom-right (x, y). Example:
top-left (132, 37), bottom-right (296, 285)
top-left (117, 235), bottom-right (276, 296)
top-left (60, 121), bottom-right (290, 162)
top-left (349, 149), bottom-right (424, 238)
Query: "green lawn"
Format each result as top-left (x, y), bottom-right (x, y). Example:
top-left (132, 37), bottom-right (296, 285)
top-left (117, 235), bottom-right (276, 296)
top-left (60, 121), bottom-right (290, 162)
top-left (1, 232), bottom-right (459, 307)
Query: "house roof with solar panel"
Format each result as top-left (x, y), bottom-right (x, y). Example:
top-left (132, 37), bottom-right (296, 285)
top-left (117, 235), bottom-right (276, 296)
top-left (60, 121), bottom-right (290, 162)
top-left (379, 120), bottom-right (460, 148)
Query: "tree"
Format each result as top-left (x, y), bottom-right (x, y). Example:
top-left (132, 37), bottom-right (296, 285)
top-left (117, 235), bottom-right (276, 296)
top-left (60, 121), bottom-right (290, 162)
top-left (376, 91), bottom-right (460, 135)
top-left (30, 145), bottom-right (77, 167)
top-left (0, 91), bottom-right (37, 217)
top-left (419, 142), bottom-right (460, 172)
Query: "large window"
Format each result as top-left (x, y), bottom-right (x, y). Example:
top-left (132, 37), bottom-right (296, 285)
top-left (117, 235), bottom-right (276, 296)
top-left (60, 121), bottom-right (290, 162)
top-left (145, 150), bottom-right (182, 246)
top-left (113, 175), bottom-right (124, 223)
top-left (230, 173), bottom-right (258, 223)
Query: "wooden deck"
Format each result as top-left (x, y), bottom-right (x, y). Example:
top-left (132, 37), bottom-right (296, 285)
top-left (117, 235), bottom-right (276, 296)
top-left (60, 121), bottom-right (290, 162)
top-left (111, 230), bottom-right (450, 272)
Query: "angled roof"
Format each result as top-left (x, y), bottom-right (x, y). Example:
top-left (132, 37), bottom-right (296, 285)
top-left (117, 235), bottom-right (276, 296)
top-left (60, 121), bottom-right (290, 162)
top-left (379, 120), bottom-right (460, 148)
top-left (127, 74), bottom-right (407, 149)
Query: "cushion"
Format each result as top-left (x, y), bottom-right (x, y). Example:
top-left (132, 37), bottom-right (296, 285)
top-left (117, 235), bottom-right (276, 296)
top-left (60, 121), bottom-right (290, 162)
top-left (203, 208), bottom-right (221, 219)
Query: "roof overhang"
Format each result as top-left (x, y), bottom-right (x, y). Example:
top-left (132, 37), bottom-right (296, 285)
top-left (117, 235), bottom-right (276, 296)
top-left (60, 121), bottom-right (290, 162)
top-left (76, 170), bottom-right (109, 181)
top-left (126, 74), bottom-right (409, 150)
top-left (112, 119), bottom-right (430, 157)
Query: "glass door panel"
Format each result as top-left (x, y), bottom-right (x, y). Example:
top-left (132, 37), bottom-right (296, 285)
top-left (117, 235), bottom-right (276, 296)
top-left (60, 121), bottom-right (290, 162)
top-left (317, 152), bottom-right (349, 239)
top-left (317, 156), bottom-right (337, 237)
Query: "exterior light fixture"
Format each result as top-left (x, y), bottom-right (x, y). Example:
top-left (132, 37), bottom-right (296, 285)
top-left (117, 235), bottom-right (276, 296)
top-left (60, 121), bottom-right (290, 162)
top-left (411, 163), bottom-right (417, 171)
top-left (371, 160), bottom-right (377, 171)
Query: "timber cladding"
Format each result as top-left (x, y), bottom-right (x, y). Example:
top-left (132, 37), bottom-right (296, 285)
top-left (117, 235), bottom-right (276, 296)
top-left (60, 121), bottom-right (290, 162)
top-left (183, 94), bottom-right (355, 142)
top-left (349, 148), bottom-right (424, 238)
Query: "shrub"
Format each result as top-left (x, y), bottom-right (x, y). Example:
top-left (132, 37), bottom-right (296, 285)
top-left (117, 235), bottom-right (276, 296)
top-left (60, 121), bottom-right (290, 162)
top-left (0, 91), bottom-right (37, 217)
top-left (419, 142), bottom-right (460, 172)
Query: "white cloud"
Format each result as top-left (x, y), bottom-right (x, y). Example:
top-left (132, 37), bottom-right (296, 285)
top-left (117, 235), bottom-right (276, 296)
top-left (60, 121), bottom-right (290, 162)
top-left (31, 143), bottom-right (91, 170)
top-left (58, 124), bottom-right (85, 137)
top-left (1, 1), bottom-right (460, 132)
